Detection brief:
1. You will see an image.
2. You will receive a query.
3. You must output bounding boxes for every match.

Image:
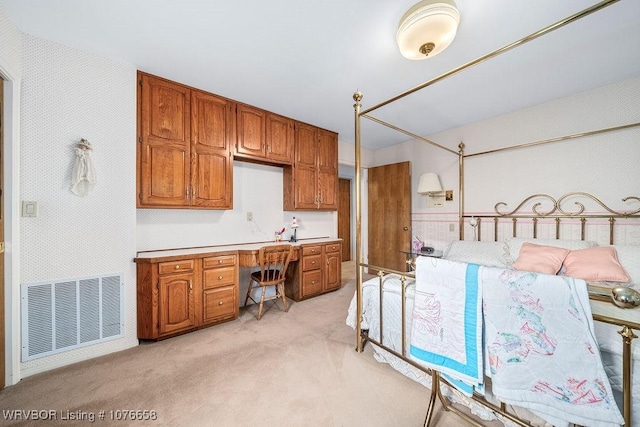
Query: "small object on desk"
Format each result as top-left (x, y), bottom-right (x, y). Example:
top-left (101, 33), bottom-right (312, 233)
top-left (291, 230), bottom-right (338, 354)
top-left (421, 246), bottom-right (434, 254)
top-left (290, 216), bottom-right (299, 242)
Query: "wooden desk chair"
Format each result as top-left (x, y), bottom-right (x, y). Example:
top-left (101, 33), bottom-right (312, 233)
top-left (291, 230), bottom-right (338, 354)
top-left (244, 244), bottom-right (293, 320)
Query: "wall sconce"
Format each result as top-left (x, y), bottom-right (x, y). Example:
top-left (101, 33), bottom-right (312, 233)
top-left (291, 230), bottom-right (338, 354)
top-left (396, 0), bottom-right (460, 60)
top-left (417, 173), bottom-right (445, 207)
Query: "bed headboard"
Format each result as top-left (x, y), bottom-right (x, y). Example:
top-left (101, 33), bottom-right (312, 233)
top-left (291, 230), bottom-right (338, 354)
top-left (461, 192), bottom-right (640, 245)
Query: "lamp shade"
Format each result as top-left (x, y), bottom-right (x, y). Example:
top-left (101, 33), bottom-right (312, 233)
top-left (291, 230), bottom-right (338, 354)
top-left (396, 0), bottom-right (460, 60)
top-left (417, 173), bottom-right (442, 194)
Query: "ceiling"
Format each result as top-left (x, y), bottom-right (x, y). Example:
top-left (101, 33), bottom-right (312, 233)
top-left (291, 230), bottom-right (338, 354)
top-left (3, 0), bottom-right (640, 150)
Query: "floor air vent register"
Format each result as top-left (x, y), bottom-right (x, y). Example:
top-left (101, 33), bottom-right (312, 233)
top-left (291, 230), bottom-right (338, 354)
top-left (21, 274), bottom-right (124, 361)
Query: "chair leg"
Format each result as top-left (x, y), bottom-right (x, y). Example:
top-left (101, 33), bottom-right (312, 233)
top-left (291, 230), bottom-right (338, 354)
top-left (257, 285), bottom-right (267, 320)
top-left (244, 278), bottom-right (254, 307)
top-left (279, 283), bottom-right (289, 312)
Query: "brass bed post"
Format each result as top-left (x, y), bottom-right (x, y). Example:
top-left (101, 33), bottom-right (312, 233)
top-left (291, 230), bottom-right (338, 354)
top-left (620, 326), bottom-right (638, 425)
top-left (353, 91), bottom-right (364, 353)
top-left (459, 143), bottom-right (465, 240)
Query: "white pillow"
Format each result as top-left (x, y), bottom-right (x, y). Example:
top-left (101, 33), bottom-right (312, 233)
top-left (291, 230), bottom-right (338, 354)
top-left (612, 245), bottom-right (640, 285)
top-left (505, 237), bottom-right (596, 267)
top-left (443, 240), bottom-right (510, 268)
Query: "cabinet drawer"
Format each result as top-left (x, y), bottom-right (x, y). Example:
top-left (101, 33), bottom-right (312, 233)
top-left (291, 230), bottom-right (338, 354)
top-left (324, 243), bottom-right (340, 253)
top-left (302, 254), bottom-right (322, 271)
top-left (202, 286), bottom-right (237, 323)
top-left (302, 245), bottom-right (322, 256)
top-left (301, 270), bottom-right (322, 297)
top-left (203, 254), bottom-right (236, 269)
top-left (158, 259), bottom-right (195, 275)
top-left (203, 266), bottom-right (236, 288)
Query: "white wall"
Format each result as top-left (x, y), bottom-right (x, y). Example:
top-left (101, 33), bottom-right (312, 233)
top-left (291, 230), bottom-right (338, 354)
top-left (19, 35), bottom-right (138, 377)
top-left (0, 3), bottom-right (23, 386)
top-left (137, 161), bottom-right (336, 251)
top-left (371, 75), bottom-right (640, 249)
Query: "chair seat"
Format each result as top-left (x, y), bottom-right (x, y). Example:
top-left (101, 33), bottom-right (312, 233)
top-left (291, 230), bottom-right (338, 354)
top-left (244, 244), bottom-right (293, 320)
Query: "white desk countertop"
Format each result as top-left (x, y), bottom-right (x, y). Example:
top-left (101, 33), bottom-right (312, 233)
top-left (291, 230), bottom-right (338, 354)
top-left (135, 237), bottom-right (341, 260)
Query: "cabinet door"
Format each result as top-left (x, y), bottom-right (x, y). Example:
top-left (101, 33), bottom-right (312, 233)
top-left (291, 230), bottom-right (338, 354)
top-left (294, 165), bottom-right (319, 209)
top-left (191, 91), bottom-right (234, 208)
top-left (324, 250), bottom-right (341, 291)
top-left (266, 113), bottom-right (294, 164)
top-left (317, 129), bottom-right (338, 210)
top-left (138, 73), bottom-right (191, 207)
top-left (159, 273), bottom-right (196, 335)
top-left (295, 122), bottom-right (317, 168)
top-left (236, 104), bottom-right (266, 158)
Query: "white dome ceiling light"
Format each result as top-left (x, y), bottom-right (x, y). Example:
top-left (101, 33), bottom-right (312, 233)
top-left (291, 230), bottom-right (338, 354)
top-left (396, 0), bottom-right (460, 60)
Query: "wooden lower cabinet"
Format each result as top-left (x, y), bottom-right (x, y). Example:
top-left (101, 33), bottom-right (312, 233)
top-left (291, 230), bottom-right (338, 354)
top-left (201, 254), bottom-right (238, 326)
top-left (136, 253), bottom-right (238, 340)
top-left (285, 241), bottom-right (342, 301)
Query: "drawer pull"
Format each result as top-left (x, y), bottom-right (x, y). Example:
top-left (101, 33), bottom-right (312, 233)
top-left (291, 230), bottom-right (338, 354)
top-left (175, 265), bottom-right (180, 269)
top-left (311, 261), bottom-right (316, 264)
top-left (189, 280), bottom-right (193, 293)
top-left (218, 275), bottom-right (223, 280)
top-left (218, 259), bottom-right (223, 264)
top-left (218, 301), bottom-right (224, 305)
top-left (311, 281), bottom-right (315, 284)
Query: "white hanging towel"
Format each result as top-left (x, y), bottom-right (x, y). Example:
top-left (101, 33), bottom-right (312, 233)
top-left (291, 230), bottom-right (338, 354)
top-left (70, 142), bottom-right (96, 197)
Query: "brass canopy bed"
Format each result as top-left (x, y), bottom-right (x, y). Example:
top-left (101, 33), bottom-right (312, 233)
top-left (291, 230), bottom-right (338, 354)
top-left (349, 0), bottom-right (640, 425)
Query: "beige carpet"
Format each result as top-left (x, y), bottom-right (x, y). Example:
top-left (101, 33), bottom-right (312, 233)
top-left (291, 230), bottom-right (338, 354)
top-left (0, 262), bottom-right (489, 426)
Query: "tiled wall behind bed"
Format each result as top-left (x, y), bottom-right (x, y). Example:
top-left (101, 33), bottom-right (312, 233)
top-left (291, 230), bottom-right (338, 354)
top-left (412, 213), bottom-right (640, 249)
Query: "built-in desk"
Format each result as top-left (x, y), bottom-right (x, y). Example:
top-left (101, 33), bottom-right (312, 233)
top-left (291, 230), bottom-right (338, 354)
top-left (134, 237), bottom-right (341, 340)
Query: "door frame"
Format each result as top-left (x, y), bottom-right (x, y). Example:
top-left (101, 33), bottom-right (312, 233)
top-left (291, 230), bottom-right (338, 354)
top-left (0, 62), bottom-right (21, 387)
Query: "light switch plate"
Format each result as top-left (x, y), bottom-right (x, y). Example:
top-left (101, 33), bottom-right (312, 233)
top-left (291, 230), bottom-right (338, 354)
top-left (22, 201), bottom-right (38, 217)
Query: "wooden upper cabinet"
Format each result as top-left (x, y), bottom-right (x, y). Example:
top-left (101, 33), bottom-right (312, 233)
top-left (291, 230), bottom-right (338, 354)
top-left (137, 71), bottom-right (233, 209)
top-left (138, 73), bottom-right (191, 207)
top-left (191, 91), bottom-right (234, 208)
top-left (317, 129), bottom-right (338, 210)
top-left (295, 122), bottom-right (317, 168)
top-left (235, 104), bottom-right (294, 165)
top-left (265, 113), bottom-right (294, 164)
top-left (284, 123), bottom-right (338, 211)
top-left (236, 104), bottom-right (266, 158)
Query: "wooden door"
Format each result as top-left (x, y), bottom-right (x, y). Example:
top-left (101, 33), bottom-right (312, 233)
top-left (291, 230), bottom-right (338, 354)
top-left (236, 104), bottom-right (265, 158)
top-left (0, 79), bottom-right (4, 388)
top-left (159, 273), bottom-right (196, 335)
top-left (191, 91), bottom-right (233, 208)
top-left (368, 161), bottom-right (411, 273)
top-left (265, 113), bottom-right (294, 164)
top-left (138, 73), bottom-right (191, 207)
top-left (338, 178), bottom-right (351, 261)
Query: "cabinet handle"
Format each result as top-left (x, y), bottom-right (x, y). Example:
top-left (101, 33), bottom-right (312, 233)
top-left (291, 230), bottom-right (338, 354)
top-left (218, 301), bottom-right (224, 306)
top-left (175, 265), bottom-right (181, 269)
top-left (218, 259), bottom-right (223, 264)
top-left (218, 275), bottom-right (223, 280)
top-left (189, 280), bottom-right (193, 293)
top-left (311, 281), bottom-right (315, 284)
top-left (311, 261), bottom-right (316, 264)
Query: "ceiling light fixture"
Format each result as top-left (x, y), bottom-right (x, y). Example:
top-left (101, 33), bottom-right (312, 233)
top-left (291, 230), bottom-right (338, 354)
top-left (396, 0), bottom-right (460, 60)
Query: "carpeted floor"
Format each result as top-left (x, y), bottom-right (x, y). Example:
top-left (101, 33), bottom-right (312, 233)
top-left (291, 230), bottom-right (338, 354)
top-left (0, 262), bottom-right (483, 426)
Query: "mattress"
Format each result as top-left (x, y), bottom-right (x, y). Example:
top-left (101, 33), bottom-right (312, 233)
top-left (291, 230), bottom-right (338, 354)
top-left (346, 273), bottom-right (639, 426)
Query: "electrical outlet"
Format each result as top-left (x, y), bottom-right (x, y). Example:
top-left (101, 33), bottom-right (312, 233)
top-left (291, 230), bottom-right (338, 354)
top-left (246, 212), bottom-right (253, 221)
